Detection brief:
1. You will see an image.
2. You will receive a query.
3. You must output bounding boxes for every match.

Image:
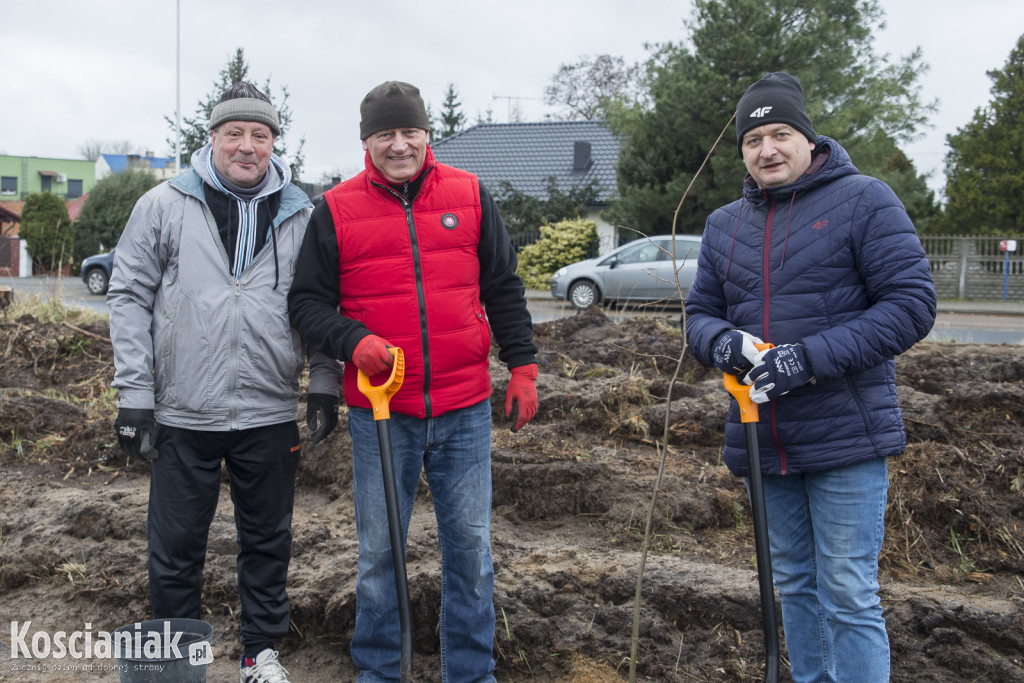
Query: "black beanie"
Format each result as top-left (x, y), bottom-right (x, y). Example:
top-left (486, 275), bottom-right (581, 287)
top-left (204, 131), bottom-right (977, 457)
top-left (735, 72), bottom-right (815, 157)
top-left (209, 82), bottom-right (281, 136)
top-left (360, 81), bottom-right (430, 140)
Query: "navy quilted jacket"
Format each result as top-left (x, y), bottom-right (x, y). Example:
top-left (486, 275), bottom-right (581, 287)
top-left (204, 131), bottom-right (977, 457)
top-left (685, 137), bottom-right (936, 476)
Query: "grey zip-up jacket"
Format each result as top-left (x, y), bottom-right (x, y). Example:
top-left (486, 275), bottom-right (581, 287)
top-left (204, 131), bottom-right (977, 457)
top-left (108, 145), bottom-right (340, 430)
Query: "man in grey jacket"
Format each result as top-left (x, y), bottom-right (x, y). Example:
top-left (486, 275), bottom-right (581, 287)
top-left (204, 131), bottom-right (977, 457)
top-left (107, 82), bottom-right (340, 683)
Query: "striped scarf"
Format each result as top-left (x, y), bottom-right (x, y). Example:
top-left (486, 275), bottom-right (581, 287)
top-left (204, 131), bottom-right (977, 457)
top-left (205, 155), bottom-right (271, 276)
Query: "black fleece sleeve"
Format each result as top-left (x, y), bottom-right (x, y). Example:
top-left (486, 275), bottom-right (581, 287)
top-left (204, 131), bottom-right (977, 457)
top-left (477, 182), bottom-right (538, 368)
top-left (288, 200), bottom-right (371, 361)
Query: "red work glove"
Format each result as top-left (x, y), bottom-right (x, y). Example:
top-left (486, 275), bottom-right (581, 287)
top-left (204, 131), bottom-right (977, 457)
top-left (352, 335), bottom-right (394, 376)
top-left (504, 363), bottom-right (539, 432)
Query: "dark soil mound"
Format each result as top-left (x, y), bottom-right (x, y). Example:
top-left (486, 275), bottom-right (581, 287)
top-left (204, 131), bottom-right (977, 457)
top-left (2, 311), bottom-right (1022, 682)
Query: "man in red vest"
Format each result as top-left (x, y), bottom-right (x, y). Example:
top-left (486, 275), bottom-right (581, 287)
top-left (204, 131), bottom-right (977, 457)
top-left (288, 80), bottom-right (538, 682)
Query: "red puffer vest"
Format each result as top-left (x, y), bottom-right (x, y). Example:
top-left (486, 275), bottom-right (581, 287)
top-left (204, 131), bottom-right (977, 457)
top-left (323, 148), bottom-right (492, 418)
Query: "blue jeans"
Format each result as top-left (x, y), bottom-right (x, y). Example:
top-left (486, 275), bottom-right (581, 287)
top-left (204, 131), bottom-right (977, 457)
top-left (757, 457), bottom-right (890, 683)
top-left (348, 399), bottom-right (496, 683)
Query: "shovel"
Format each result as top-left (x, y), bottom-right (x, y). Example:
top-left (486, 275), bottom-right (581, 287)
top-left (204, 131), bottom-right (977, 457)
top-left (357, 347), bottom-right (413, 682)
top-left (723, 343), bottom-right (779, 683)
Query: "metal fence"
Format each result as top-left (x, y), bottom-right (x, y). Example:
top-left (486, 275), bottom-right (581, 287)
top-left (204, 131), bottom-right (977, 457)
top-left (919, 235), bottom-right (1024, 300)
top-left (509, 231), bottom-right (540, 252)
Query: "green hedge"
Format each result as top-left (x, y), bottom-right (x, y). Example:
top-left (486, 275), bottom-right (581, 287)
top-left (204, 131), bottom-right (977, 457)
top-left (516, 218), bottom-right (598, 289)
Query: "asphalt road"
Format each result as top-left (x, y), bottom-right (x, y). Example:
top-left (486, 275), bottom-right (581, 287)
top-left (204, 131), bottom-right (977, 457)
top-left (1, 274), bottom-right (110, 315)
top-left (4, 275), bottom-right (1024, 345)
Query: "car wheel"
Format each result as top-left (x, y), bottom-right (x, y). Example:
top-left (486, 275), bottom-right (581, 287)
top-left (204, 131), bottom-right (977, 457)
top-left (568, 280), bottom-right (599, 309)
top-left (85, 268), bottom-right (109, 296)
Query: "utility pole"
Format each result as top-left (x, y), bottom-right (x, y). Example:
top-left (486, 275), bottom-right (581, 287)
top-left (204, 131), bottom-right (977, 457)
top-left (175, 0), bottom-right (181, 175)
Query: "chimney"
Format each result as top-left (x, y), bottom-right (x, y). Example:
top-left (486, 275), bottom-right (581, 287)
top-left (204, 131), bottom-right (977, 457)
top-left (572, 141), bottom-right (592, 171)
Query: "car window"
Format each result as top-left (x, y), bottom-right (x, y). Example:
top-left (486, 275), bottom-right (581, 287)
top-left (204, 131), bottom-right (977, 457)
top-left (660, 239), bottom-right (701, 262)
top-left (616, 241), bottom-right (662, 265)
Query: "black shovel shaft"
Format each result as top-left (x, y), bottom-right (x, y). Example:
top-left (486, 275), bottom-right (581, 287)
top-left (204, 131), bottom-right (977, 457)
top-left (744, 422), bottom-right (780, 683)
top-left (376, 420), bottom-right (414, 682)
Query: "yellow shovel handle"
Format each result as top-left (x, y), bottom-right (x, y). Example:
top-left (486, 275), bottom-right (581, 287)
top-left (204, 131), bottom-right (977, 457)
top-left (722, 342), bottom-right (773, 424)
top-left (356, 347), bottom-right (405, 421)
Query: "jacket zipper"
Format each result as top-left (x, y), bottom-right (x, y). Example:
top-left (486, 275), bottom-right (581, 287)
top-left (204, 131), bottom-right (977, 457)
top-left (761, 198), bottom-right (788, 475)
top-left (375, 179), bottom-right (434, 418)
top-left (229, 278), bottom-right (241, 430)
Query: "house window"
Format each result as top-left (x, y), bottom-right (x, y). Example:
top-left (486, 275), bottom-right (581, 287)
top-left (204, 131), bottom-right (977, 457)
top-left (0, 177), bottom-right (16, 196)
top-left (67, 179), bottom-right (83, 198)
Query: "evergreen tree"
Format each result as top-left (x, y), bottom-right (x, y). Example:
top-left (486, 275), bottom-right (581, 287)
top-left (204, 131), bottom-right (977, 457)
top-left (426, 102), bottom-right (442, 142)
top-left (941, 34), bottom-right (1024, 235)
top-left (20, 193), bottom-right (72, 274)
top-left (876, 146), bottom-right (941, 234)
top-left (475, 107), bottom-right (495, 125)
top-left (73, 171), bottom-right (161, 261)
top-left (438, 83), bottom-right (467, 140)
top-left (495, 177), bottom-right (602, 238)
top-left (606, 0), bottom-right (936, 235)
top-left (166, 48), bottom-right (305, 181)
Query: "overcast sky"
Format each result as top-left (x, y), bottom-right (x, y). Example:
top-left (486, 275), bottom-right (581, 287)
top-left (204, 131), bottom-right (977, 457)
top-left (3, 1), bottom-right (1022, 199)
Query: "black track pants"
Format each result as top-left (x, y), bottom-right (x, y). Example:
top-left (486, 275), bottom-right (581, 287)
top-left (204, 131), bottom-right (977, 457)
top-left (147, 421), bottom-right (301, 647)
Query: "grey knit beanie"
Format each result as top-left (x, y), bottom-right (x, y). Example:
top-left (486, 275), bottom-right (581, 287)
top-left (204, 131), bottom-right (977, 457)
top-left (735, 72), bottom-right (815, 157)
top-left (359, 81), bottom-right (430, 139)
top-left (209, 82), bottom-right (281, 137)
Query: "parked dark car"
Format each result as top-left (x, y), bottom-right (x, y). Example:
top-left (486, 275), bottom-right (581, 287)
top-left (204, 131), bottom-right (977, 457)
top-left (550, 235), bottom-right (703, 310)
top-left (80, 251), bottom-right (114, 296)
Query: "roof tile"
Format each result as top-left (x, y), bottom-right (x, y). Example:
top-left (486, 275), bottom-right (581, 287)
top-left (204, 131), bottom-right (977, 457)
top-left (431, 121), bottom-right (619, 204)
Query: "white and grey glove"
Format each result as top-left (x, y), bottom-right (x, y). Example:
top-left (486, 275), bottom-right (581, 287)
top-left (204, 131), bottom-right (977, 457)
top-left (746, 344), bottom-right (813, 404)
top-left (711, 329), bottom-right (765, 375)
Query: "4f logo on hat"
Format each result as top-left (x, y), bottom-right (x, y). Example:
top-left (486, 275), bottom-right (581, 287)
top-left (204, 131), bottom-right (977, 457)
top-left (441, 213), bottom-right (459, 230)
top-left (749, 106), bottom-right (773, 118)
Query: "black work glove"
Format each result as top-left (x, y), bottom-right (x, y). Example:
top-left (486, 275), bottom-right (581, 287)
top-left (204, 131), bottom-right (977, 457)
top-left (306, 393), bottom-right (339, 444)
top-left (114, 408), bottom-right (159, 460)
top-left (712, 329), bottom-right (764, 375)
top-left (747, 344), bottom-right (813, 404)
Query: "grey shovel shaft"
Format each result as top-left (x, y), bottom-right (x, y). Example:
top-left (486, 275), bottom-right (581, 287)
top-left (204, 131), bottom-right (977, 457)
top-left (376, 420), bottom-right (414, 682)
top-left (744, 422), bottom-right (780, 683)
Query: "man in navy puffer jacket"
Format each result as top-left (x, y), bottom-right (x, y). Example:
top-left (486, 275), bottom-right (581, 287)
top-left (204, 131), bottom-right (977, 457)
top-left (685, 72), bottom-right (936, 682)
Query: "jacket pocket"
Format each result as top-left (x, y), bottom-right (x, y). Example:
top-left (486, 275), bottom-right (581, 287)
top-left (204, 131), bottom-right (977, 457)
top-left (473, 302), bottom-right (491, 361)
top-left (154, 293), bottom-right (213, 412)
top-left (238, 303), bottom-right (303, 404)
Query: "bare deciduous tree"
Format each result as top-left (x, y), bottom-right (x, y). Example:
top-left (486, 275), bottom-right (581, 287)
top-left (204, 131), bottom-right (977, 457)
top-left (78, 139), bottom-right (138, 161)
top-left (544, 54), bottom-right (642, 121)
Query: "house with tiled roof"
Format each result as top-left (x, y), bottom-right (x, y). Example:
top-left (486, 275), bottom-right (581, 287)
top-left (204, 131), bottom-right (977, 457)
top-left (0, 201), bottom-right (22, 238)
top-left (0, 201), bottom-right (27, 276)
top-left (96, 153), bottom-right (185, 182)
top-left (431, 121), bottom-right (621, 253)
top-left (0, 195), bottom-right (89, 277)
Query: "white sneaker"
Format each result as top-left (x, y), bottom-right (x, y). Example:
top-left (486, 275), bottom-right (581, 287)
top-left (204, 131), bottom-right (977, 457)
top-left (240, 648), bottom-right (291, 683)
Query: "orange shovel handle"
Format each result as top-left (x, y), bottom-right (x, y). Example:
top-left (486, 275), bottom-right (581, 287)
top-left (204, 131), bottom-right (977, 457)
top-left (722, 342), bottom-right (773, 423)
top-left (356, 347), bottom-right (405, 421)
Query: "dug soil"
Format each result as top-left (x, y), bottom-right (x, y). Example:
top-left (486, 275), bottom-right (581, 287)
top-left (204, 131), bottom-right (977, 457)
top-left (1, 307), bottom-right (1022, 682)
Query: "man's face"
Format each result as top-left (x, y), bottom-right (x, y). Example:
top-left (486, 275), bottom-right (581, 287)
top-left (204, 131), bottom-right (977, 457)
top-left (210, 121), bottom-right (275, 188)
top-left (362, 127), bottom-right (429, 184)
top-left (741, 124), bottom-right (815, 189)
